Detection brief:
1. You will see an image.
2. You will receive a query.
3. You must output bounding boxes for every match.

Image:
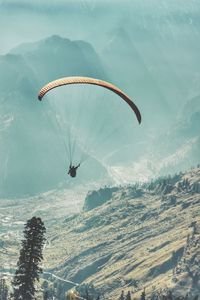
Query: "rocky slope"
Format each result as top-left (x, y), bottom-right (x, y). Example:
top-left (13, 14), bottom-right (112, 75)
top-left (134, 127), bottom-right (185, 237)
top-left (1, 167), bottom-right (199, 299)
top-left (40, 166), bottom-right (200, 299)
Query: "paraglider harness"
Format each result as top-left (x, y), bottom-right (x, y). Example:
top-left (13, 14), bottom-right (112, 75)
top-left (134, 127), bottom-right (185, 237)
top-left (68, 163), bottom-right (80, 178)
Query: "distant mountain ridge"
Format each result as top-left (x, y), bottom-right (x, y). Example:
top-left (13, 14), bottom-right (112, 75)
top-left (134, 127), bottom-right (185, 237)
top-left (0, 34), bottom-right (199, 197)
top-left (149, 95), bottom-right (200, 176)
top-left (10, 34), bottom-right (107, 87)
top-left (0, 35), bottom-right (108, 197)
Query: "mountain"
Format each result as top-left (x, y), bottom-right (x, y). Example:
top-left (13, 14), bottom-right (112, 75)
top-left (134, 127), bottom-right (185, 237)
top-left (43, 166), bottom-right (199, 299)
top-left (2, 166), bottom-right (199, 299)
top-left (181, 94), bottom-right (200, 119)
top-left (10, 35), bottom-right (107, 87)
top-left (0, 34), bottom-right (199, 197)
top-left (147, 94), bottom-right (200, 176)
top-left (102, 27), bottom-right (173, 132)
top-left (0, 35), bottom-right (108, 198)
top-left (100, 91), bottom-right (200, 185)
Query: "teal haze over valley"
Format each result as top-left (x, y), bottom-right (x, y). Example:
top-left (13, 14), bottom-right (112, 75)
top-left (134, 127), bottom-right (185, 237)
top-left (0, 1), bottom-right (200, 299)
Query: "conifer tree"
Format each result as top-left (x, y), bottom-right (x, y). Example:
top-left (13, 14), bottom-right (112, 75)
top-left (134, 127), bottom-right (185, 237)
top-left (42, 281), bottom-right (54, 300)
top-left (0, 278), bottom-right (8, 300)
top-left (119, 290), bottom-right (125, 300)
top-left (126, 291), bottom-right (131, 300)
top-left (140, 288), bottom-right (146, 300)
top-left (12, 217), bottom-right (46, 300)
top-left (43, 290), bottom-right (49, 300)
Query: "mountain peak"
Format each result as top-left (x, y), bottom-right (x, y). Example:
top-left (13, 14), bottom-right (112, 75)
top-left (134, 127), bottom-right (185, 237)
top-left (42, 34), bottom-right (71, 45)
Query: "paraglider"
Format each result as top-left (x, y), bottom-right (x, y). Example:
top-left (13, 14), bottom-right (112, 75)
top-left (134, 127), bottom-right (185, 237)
top-left (38, 76), bottom-right (142, 178)
top-left (68, 163), bottom-right (80, 178)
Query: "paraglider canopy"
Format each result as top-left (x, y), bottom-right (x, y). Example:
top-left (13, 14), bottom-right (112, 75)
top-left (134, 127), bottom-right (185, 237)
top-left (38, 76), bottom-right (141, 124)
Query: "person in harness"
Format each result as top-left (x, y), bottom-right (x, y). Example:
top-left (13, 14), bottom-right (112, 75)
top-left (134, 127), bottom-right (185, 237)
top-left (68, 163), bottom-right (80, 178)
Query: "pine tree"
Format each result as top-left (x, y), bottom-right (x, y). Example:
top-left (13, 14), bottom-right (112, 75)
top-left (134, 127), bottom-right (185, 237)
top-left (43, 290), bottom-right (49, 300)
top-left (119, 290), bottom-right (125, 300)
top-left (12, 217), bottom-right (46, 300)
top-left (0, 278), bottom-right (8, 300)
top-left (126, 291), bottom-right (131, 300)
top-left (42, 281), bottom-right (54, 300)
top-left (140, 288), bottom-right (146, 300)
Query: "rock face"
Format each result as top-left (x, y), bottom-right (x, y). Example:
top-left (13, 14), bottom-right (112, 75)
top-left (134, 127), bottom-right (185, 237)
top-left (83, 184), bottom-right (145, 212)
top-left (37, 166), bottom-right (200, 299)
top-left (83, 187), bottom-right (118, 211)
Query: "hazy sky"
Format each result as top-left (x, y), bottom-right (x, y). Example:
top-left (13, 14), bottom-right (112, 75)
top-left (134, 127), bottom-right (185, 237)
top-left (0, 0), bottom-right (128, 53)
top-left (0, 0), bottom-right (199, 54)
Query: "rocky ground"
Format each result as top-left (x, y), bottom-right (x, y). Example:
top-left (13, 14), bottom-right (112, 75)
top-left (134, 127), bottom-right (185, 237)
top-left (0, 167), bottom-right (200, 299)
top-left (44, 166), bottom-right (200, 299)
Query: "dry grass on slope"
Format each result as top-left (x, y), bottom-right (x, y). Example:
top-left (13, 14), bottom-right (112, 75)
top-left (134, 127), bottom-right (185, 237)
top-left (43, 167), bottom-right (200, 298)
